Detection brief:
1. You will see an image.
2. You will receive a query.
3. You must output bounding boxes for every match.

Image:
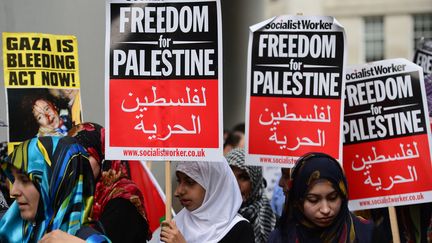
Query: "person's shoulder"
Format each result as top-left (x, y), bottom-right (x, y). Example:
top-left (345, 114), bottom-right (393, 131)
top-left (352, 215), bottom-right (389, 243)
top-left (353, 215), bottom-right (374, 230)
top-left (219, 220), bottom-right (255, 243)
top-left (75, 225), bottom-right (110, 242)
top-left (105, 197), bottom-right (133, 208)
top-left (102, 197), bottom-right (145, 222)
top-left (267, 227), bottom-right (283, 243)
top-left (100, 197), bottom-right (148, 229)
top-left (233, 220), bottom-right (253, 232)
top-left (100, 198), bottom-right (150, 242)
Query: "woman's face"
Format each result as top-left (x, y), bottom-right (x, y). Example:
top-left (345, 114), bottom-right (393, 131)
top-left (231, 166), bottom-right (252, 202)
top-left (174, 171), bottom-right (206, 211)
top-left (10, 168), bottom-right (40, 221)
top-left (32, 99), bottom-right (60, 128)
top-left (302, 180), bottom-right (341, 228)
top-left (278, 168), bottom-right (291, 196)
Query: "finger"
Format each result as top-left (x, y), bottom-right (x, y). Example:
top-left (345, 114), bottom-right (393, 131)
top-left (168, 220), bottom-right (177, 229)
top-left (161, 220), bottom-right (169, 228)
top-left (160, 230), bottom-right (173, 238)
top-left (161, 227), bottom-right (175, 236)
top-left (39, 232), bottom-right (51, 243)
top-left (160, 234), bottom-right (172, 243)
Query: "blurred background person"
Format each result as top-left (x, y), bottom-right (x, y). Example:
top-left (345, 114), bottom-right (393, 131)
top-left (226, 148), bottom-right (276, 243)
top-left (0, 141), bottom-right (13, 207)
top-left (223, 122), bottom-right (245, 155)
top-left (0, 141), bottom-right (9, 219)
top-left (271, 168), bottom-right (291, 219)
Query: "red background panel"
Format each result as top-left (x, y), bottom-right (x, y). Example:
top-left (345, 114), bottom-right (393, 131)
top-left (249, 96), bottom-right (342, 159)
top-left (344, 134), bottom-right (432, 200)
top-left (109, 79), bottom-right (219, 148)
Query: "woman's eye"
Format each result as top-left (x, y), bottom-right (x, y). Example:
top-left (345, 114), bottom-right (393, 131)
top-left (306, 197), bottom-right (319, 204)
top-left (185, 179), bottom-right (196, 185)
top-left (17, 175), bottom-right (30, 183)
top-left (328, 193), bottom-right (339, 201)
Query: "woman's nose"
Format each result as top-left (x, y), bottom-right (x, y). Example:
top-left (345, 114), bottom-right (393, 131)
top-left (278, 177), bottom-right (284, 188)
top-left (174, 183), bottom-right (184, 197)
top-left (10, 181), bottom-right (21, 198)
top-left (320, 200), bottom-right (331, 215)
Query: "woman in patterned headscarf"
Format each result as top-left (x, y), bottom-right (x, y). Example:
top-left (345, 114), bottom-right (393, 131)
top-left (0, 136), bottom-right (108, 242)
top-left (69, 122), bottom-right (150, 243)
top-left (225, 148), bottom-right (276, 243)
top-left (268, 152), bottom-right (375, 243)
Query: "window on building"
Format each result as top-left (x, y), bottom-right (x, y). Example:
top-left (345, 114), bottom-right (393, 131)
top-left (364, 16), bottom-right (384, 62)
top-left (413, 13), bottom-right (432, 48)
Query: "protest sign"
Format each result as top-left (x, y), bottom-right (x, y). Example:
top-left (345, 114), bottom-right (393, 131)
top-left (2, 32), bottom-right (82, 152)
top-left (425, 74), bottom-right (432, 130)
top-left (413, 38), bottom-right (432, 135)
top-left (343, 58), bottom-right (432, 210)
top-left (105, 0), bottom-right (222, 161)
top-left (413, 38), bottom-right (432, 77)
top-left (245, 16), bottom-right (346, 166)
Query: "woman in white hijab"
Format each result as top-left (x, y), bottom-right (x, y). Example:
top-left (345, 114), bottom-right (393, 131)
top-left (160, 160), bottom-right (255, 243)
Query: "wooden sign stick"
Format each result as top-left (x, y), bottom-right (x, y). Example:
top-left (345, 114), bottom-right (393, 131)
top-left (388, 206), bottom-right (401, 243)
top-left (165, 161), bottom-right (172, 221)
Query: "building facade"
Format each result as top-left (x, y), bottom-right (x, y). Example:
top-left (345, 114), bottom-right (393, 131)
top-left (265, 0), bottom-right (432, 64)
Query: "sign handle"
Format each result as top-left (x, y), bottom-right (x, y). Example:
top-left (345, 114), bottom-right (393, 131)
top-left (146, 161), bottom-right (153, 170)
top-left (165, 161), bottom-right (172, 221)
top-left (388, 206), bottom-right (400, 243)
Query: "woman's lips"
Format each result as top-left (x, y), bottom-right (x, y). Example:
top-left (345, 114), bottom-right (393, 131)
top-left (317, 217), bottom-right (334, 225)
top-left (17, 202), bottom-right (29, 209)
top-left (180, 199), bottom-right (191, 206)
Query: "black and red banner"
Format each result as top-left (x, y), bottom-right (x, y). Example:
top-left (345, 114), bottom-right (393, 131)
top-left (106, 0), bottom-right (223, 161)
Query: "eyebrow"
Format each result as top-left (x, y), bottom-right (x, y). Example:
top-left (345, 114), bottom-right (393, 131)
top-left (306, 190), bottom-right (338, 197)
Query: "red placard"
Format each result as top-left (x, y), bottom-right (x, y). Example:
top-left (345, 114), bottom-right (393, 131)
top-left (109, 79), bottom-right (218, 148)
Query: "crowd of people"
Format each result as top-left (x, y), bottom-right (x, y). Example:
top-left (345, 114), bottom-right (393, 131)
top-left (0, 121), bottom-right (429, 242)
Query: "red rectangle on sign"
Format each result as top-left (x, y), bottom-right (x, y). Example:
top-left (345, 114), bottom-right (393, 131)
top-left (344, 134), bottom-right (432, 200)
top-left (109, 79), bottom-right (219, 148)
top-left (249, 96), bottom-right (341, 159)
